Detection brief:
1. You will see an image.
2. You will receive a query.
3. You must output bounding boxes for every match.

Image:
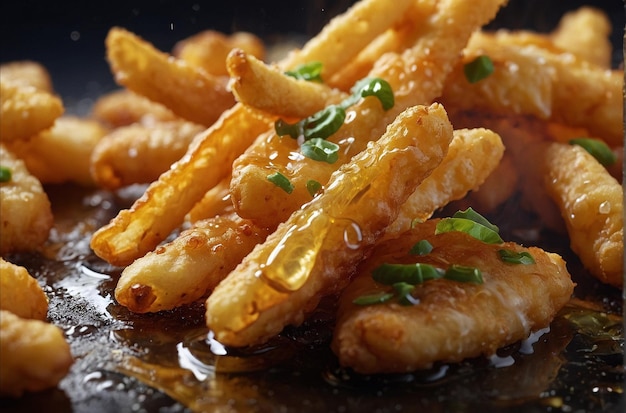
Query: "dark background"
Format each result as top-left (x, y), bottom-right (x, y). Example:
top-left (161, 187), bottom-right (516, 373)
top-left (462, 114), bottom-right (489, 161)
top-left (0, 0), bottom-right (623, 113)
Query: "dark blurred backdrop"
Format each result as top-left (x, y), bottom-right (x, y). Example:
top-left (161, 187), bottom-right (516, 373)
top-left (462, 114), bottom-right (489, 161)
top-left (0, 0), bottom-right (623, 112)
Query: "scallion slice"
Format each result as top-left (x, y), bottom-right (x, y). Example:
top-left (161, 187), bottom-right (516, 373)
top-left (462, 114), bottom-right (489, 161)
top-left (409, 239), bottom-right (433, 256)
top-left (371, 262), bottom-right (444, 285)
top-left (452, 207), bottom-right (499, 233)
top-left (267, 171), bottom-right (294, 194)
top-left (444, 265), bottom-right (483, 284)
top-left (352, 291), bottom-right (395, 306)
top-left (498, 249), bottom-right (536, 265)
top-left (436, 217), bottom-right (503, 244)
top-left (285, 61), bottom-right (323, 82)
top-left (464, 55), bottom-right (494, 83)
top-left (569, 137), bottom-right (617, 167)
top-left (0, 166), bottom-right (11, 183)
top-left (306, 179), bottom-right (322, 197)
top-left (300, 138), bottom-right (340, 164)
top-left (393, 282), bottom-right (418, 306)
top-left (275, 105), bottom-right (346, 141)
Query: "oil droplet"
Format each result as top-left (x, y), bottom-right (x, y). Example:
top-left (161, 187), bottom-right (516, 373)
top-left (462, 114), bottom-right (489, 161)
top-left (598, 201), bottom-right (611, 214)
top-left (341, 218), bottom-right (363, 250)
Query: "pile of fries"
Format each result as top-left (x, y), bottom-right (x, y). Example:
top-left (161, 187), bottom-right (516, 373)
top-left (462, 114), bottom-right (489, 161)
top-left (0, 0), bottom-right (623, 396)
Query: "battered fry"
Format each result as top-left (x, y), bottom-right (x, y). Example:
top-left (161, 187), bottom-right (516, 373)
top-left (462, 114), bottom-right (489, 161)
top-left (332, 219), bottom-right (574, 374)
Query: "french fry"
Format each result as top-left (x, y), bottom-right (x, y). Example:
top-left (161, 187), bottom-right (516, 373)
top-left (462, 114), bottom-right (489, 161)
top-left (90, 119), bottom-right (205, 190)
top-left (90, 103), bottom-right (273, 266)
top-left (91, 89), bottom-right (179, 128)
top-left (538, 142), bottom-right (623, 288)
top-left (115, 213), bottom-right (272, 313)
top-left (206, 103), bottom-right (454, 347)
top-left (6, 116), bottom-right (108, 187)
top-left (0, 81), bottom-right (64, 142)
top-left (464, 153), bottom-right (519, 214)
top-left (105, 27), bottom-right (235, 126)
top-left (386, 127), bottom-right (504, 235)
top-left (227, 48), bottom-right (346, 118)
top-left (187, 176), bottom-right (234, 223)
top-left (173, 30), bottom-right (266, 77)
top-left (0, 144), bottom-right (53, 255)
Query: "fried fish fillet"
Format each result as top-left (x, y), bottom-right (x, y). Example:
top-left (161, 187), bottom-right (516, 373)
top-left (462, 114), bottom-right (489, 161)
top-left (332, 219), bottom-right (574, 374)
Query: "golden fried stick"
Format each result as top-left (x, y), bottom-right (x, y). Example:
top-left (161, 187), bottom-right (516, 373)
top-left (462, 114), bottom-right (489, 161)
top-left (115, 213), bottom-right (272, 313)
top-left (187, 176), bottom-right (233, 223)
top-left (231, 0), bottom-right (507, 228)
top-left (105, 27), bottom-right (235, 126)
top-left (91, 89), bottom-right (179, 128)
top-left (90, 104), bottom-right (273, 267)
top-left (173, 30), bottom-right (265, 77)
top-left (0, 258), bottom-right (48, 321)
top-left (387, 127), bottom-right (504, 235)
top-left (278, 0), bottom-right (417, 78)
top-left (538, 142), bottom-right (623, 288)
top-left (0, 145), bottom-right (53, 255)
top-left (91, 0), bottom-right (426, 266)
top-left (6, 116), bottom-right (108, 187)
top-left (0, 81), bottom-right (64, 142)
top-left (206, 103), bottom-right (454, 347)
top-left (332, 219), bottom-right (574, 374)
top-left (0, 310), bottom-right (73, 397)
top-left (469, 31), bottom-right (623, 146)
top-left (0, 60), bottom-right (54, 93)
top-left (226, 48), bottom-right (346, 118)
top-left (90, 119), bottom-right (205, 190)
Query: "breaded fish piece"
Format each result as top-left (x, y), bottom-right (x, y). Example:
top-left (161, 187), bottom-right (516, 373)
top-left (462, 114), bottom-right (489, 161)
top-left (0, 258), bottom-right (48, 321)
top-left (0, 144), bottom-right (53, 254)
top-left (332, 219), bottom-right (574, 374)
top-left (0, 310), bottom-right (73, 397)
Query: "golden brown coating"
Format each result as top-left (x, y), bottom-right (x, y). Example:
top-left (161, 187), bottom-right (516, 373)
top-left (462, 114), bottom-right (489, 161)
top-left (0, 60), bottom-right (54, 93)
top-left (206, 104), bottom-right (454, 347)
top-left (538, 142), bottom-right (623, 288)
top-left (332, 219), bottom-right (575, 374)
top-left (90, 119), bottom-right (205, 190)
top-left (91, 89), bottom-right (179, 128)
top-left (0, 145), bottom-right (53, 255)
top-left (0, 310), bottom-right (73, 397)
top-left (0, 258), bottom-right (48, 321)
top-left (0, 81), bottom-right (64, 142)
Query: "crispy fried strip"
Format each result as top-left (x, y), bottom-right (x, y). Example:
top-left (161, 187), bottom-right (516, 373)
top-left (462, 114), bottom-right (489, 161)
top-left (90, 120), bottom-right (205, 190)
top-left (206, 103), bottom-right (454, 347)
top-left (0, 81), bottom-right (64, 142)
top-left (0, 258), bottom-right (48, 321)
top-left (538, 142), bottom-right (623, 288)
top-left (387, 127), bottom-right (504, 235)
top-left (279, 0), bottom-right (416, 77)
top-left (0, 61), bottom-right (54, 93)
top-left (115, 213), bottom-right (272, 313)
top-left (90, 104), bottom-right (272, 266)
top-left (187, 177), bottom-right (234, 223)
top-left (0, 145), bottom-right (53, 255)
top-left (91, 89), bottom-right (179, 128)
top-left (227, 49), bottom-right (346, 118)
top-left (105, 27), bottom-right (235, 126)
top-left (332, 219), bottom-right (574, 374)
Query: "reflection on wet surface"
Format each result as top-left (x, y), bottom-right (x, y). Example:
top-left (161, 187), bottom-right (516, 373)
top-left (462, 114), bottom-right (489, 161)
top-left (1, 184), bottom-right (624, 413)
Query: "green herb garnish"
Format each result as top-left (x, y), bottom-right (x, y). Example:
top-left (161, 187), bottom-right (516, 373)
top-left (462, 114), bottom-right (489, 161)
top-left (393, 282), bottom-right (418, 306)
top-left (267, 171), bottom-right (294, 194)
top-left (344, 77), bottom-right (395, 110)
top-left (569, 137), bottom-right (617, 167)
top-left (306, 179), bottom-right (322, 197)
top-left (372, 262), bottom-right (444, 286)
top-left (352, 291), bottom-right (395, 306)
top-left (464, 55), bottom-right (494, 83)
top-left (498, 249), bottom-right (536, 265)
top-left (300, 138), bottom-right (340, 164)
top-left (0, 166), bottom-right (11, 183)
top-left (444, 265), bottom-right (483, 284)
top-left (275, 104), bottom-right (346, 141)
top-left (409, 239), bottom-right (433, 256)
top-left (436, 207), bottom-right (503, 244)
top-left (285, 61), bottom-right (324, 82)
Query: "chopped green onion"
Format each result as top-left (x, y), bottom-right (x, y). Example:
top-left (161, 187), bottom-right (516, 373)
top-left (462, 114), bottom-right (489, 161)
top-left (267, 171), bottom-right (294, 194)
top-left (306, 179), bottom-right (322, 197)
top-left (275, 105), bottom-right (346, 141)
top-left (353, 291), bottom-right (395, 306)
top-left (436, 217), bottom-right (503, 244)
top-left (285, 61), bottom-right (323, 82)
top-left (464, 55), bottom-right (494, 83)
top-left (409, 239), bottom-right (433, 256)
top-left (498, 249), bottom-right (536, 265)
top-left (444, 265), bottom-right (483, 284)
top-left (349, 77), bottom-right (395, 110)
top-left (300, 138), bottom-right (340, 164)
top-left (569, 137), bottom-right (617, 167)
top-left (372, 262), bottom-right (444, 285)
top-left (0, 166), bottom-right (12, 183)
top-left (393, 282), bottom-right (417, 306)
top-left (452, 207), bottom-right (499, 233)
